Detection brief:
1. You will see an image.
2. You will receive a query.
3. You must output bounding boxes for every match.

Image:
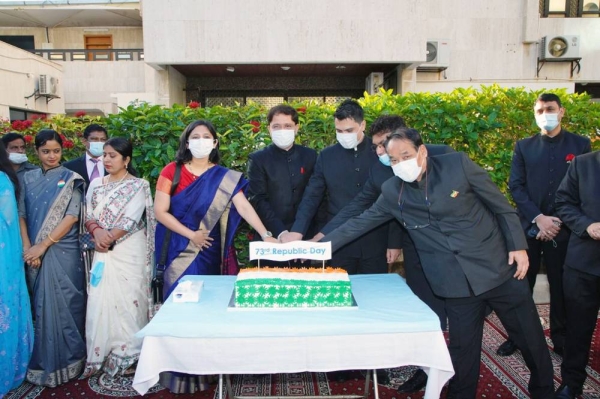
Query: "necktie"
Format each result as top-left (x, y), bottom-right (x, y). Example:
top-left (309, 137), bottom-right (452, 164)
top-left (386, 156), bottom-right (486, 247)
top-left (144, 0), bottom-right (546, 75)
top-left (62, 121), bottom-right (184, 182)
top-left (90, 158), bottom-right (100, 182)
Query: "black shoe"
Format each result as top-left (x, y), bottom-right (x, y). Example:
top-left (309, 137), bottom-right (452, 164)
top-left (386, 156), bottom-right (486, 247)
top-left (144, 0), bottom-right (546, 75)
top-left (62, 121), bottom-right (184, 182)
top-left (555, 384), bottom-right (581, 399)
top-left (496, 339), bottom-right (518, 357)
top-left (375, 369), bottom-right (390, 385)
top-left (397, 369), bottom-right (428, 393)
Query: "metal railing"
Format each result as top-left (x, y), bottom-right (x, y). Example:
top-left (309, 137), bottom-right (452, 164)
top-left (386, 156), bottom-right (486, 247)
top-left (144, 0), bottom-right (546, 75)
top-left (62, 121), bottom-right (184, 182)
top-left (31, 48), bottom-right (144, 62)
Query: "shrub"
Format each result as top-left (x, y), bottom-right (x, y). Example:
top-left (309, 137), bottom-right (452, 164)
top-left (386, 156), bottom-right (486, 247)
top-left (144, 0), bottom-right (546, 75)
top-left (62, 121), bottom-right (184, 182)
top-left (3, 85), bottom-right (598, 264)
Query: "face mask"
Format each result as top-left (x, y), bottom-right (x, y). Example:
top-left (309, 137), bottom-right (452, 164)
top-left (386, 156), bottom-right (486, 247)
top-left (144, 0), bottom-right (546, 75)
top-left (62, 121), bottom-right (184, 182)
top-left (535, 113), bottom-right (559, 132)
top-left (391, 152), bottom-right (423, 183)
top-left (271, 129), bottom-right (295, 150)
top-left (378, 153), bottom-right (391, 167)
top-left (188, 138), bottom-right (215, 159)
top-left (8, 152), bottom-right (28, 164)
top-left (336, 132), bottom-right (359, 149)
top-left (89, 141), bottom-right (105, 157)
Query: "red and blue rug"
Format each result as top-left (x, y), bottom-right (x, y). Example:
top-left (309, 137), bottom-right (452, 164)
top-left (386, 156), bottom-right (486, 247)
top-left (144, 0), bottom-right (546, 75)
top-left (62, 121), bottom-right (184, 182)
top-left (6, 304), bottom-right (600, 398)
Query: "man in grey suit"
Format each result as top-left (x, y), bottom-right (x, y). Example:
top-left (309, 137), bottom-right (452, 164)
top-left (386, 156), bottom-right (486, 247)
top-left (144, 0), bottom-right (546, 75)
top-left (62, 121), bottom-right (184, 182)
top-left (322, 127), bottom-right (554, 399)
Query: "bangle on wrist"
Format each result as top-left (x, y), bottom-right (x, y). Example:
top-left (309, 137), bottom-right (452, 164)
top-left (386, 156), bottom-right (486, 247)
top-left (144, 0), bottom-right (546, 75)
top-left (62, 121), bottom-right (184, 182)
top-left (48, 233), bottom-right (59, 244)
top-left (90, 226), bottom-right (101, 237)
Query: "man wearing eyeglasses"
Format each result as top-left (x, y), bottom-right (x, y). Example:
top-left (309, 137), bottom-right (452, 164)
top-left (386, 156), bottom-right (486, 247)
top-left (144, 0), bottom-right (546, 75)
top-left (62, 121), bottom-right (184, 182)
top-left (321, 127), bottom-right (554, 399)
top-left (246, 105), bottom-right (325, 266)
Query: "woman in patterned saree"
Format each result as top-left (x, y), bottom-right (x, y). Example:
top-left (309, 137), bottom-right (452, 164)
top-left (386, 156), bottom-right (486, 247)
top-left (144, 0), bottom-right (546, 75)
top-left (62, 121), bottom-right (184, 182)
top-left (0, 141), bottom-right (33, 396)
top-left (154, 120), bottom-right (277, 393)
top-left (82, 138), bottom-right (155, 378)
top-left (19, 130), bottom-right (86, 387)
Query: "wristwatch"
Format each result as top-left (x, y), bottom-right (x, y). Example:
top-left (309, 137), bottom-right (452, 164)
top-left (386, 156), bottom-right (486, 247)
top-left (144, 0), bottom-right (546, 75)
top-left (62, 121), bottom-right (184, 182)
top-left (261, 231), bottom-right (273, 240)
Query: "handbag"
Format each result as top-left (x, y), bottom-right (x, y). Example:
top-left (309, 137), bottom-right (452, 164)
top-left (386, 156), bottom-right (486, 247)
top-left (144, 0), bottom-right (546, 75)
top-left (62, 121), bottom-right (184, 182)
top-left (151, 164), bottom-right (181, 305)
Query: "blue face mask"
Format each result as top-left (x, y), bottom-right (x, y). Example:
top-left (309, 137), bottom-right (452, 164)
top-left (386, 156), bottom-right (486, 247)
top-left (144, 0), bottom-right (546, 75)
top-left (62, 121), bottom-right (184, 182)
top-left (378, 153), bottom-right (391, 167)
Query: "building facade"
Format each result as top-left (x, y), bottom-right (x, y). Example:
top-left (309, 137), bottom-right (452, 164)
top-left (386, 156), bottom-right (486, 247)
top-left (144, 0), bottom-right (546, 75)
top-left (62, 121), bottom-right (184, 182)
top-left (0, 0), bottom-right (598, 119)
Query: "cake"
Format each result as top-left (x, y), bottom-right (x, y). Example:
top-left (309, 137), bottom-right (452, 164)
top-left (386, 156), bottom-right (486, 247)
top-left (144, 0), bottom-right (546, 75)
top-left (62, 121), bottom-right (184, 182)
top-left (234, 267), bottom-right (353, 308)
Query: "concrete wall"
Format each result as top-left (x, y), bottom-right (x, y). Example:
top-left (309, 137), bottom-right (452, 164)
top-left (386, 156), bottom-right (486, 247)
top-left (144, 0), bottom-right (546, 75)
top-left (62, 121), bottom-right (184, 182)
top-left (0, 41), bottom-right (64, 118)
top-left (59, 60), bottom-right (146, 115)
top-left (142, 0), bottom-right (427, 65)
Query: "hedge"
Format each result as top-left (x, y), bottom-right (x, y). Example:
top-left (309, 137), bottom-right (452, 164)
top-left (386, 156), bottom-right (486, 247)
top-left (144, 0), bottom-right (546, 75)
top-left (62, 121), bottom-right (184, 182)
top-left (3, 84), bottom-right (599, 264)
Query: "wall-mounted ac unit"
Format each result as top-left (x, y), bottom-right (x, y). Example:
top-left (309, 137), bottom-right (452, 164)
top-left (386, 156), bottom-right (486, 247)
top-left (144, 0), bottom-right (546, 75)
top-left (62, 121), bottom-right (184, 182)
top-left (540, 35), bottom-right (580, 60)
top-left (418, 40), bottom-right (450, 71)
top-left (39, 75), bottom-right (59, 97)
top-left (365, 72), bottom-right (384, 95)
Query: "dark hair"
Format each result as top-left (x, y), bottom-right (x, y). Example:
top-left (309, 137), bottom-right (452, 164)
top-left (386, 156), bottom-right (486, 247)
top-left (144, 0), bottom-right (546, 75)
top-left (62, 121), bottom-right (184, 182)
top-left (0, 141), bottom-right (20, 199)
top-left (83, 124), bottom-right (108, 140)
top-left (334, 99), bottom-right (364, 124)
top-left (104, 137), bottom-right (138, 177)
top-left (35, 129), bottom-right (62, 149)
top-left (175, 120), bottom-right (220, 165)
top-left (267, 105), bottom-right (299, 125)
top-left (536, 93), bottom-right (562, 108)
top-left (385, 127), bottom-right (424, 152)
top-left (369, 115), bottom-right (406, 137)
top-left (1, 132), bottom-right (25, 147)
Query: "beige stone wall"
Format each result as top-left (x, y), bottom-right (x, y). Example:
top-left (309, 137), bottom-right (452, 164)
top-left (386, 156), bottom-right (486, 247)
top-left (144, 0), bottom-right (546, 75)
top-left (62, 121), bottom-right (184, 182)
top-left (0, 41), bottom-right (64, 118)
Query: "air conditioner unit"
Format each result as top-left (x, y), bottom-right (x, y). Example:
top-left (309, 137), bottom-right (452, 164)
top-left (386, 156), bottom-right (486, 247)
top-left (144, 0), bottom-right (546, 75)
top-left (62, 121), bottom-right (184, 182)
top-left (418, 40), bottom-right (450, 71)
top-left (365, 72), bottom-right (384, 95)
top-left (540, 35), bottom-right (580, 60)
top-left (39, 75), bottom-right (59, 97)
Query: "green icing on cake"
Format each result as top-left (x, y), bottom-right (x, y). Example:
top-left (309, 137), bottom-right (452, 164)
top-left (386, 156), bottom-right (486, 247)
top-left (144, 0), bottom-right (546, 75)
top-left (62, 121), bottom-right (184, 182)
top-left (235, 278), bottom-right (352, 308)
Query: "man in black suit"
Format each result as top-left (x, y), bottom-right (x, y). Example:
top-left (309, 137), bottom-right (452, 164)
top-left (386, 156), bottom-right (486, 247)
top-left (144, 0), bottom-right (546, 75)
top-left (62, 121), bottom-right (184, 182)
top-left (280, 100), bottom-right (390, 275)
top-left (62, 123), bottom-right (108, 192)
top-left (247, 105), bottom-right (324, 266)
top-left (322, 128), bottom-right (554, 399)
top-left (554, 151), bottom-right (600, 399)
top-left (314, 115), bottom-right (453, 392)
top-left (501, 93), bottom-right (592, 357)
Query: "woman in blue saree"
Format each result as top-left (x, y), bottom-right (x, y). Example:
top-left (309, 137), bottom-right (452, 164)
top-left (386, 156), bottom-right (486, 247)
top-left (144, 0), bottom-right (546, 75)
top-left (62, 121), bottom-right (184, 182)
top-left (0, 141), bottom-right (33, 397)
top-left (19, 130), bottom-right (86, 387)
top-left (154, 120), bottom-right (277, 393)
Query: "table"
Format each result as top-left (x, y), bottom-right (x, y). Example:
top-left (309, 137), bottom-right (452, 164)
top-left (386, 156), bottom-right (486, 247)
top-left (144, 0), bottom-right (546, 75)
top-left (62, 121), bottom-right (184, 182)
top-left (132, 274), bottom-right (454, 399)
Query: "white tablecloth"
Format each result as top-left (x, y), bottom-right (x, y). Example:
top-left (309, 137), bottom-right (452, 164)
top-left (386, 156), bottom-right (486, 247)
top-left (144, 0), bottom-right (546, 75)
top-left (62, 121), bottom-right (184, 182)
top-left (133, 274), bottom-right (454, 399)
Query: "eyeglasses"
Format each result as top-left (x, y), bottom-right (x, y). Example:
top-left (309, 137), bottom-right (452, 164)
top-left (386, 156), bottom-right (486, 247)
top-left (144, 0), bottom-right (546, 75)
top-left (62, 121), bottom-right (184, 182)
top-left (397, 171), bottom-right (431, 230)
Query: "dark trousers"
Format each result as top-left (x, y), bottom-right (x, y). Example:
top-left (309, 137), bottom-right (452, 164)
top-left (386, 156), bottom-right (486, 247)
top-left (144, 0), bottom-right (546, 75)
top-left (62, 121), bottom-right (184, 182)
top-left (561, 266), bottom-right (600, 390)
top-left (404, 258), bottom-right (447, 330)
top-left (330, 245), bottom-right (387, 275)
top-left (446, 278), bottom-right (554, 399)
top-left (526, 232), bottom-right (569, 348)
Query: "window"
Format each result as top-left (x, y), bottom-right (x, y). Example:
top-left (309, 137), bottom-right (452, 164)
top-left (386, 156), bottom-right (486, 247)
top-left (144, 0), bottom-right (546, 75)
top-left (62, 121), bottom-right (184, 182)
top-left (0, 35), bottom-right (35, 50)
top-left (580, 0), bottom-right (600, 16)
top-left (542, 0), bottom-right (600, 16)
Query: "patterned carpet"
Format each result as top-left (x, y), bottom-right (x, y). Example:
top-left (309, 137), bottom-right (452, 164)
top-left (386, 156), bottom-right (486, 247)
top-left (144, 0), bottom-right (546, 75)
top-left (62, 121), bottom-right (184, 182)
top-left (6, 304), bottom-right (600, 398)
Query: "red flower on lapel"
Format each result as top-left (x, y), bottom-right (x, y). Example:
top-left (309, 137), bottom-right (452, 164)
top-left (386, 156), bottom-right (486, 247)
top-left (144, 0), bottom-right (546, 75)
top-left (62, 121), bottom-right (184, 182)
top-left (565, 153), bottom-right (575, 163)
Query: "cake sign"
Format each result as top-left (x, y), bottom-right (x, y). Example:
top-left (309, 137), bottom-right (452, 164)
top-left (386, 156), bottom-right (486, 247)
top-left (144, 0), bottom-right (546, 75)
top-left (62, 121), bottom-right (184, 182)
top-left (249, 241), bottom-right (332, 261)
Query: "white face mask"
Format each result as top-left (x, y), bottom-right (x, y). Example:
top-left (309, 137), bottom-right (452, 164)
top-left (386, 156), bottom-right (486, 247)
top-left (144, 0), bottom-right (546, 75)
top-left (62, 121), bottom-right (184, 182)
top-left (271, 129), bottom-right (295, 150)
top-left (391, 152), bottom-right (423, 183)
top-left (535, 113), bottom-right (560, 132)
top-left (8, 152), bottom-right (28, 164)
top-left (336, 132), bottom-right (359, 149)
top-left (188, 138), bottom-right (215, 159)
top-left (89, 141), bottom-right (105, 157)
